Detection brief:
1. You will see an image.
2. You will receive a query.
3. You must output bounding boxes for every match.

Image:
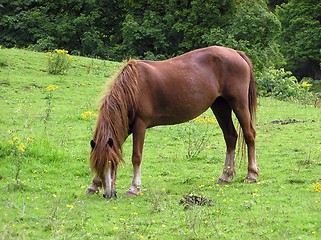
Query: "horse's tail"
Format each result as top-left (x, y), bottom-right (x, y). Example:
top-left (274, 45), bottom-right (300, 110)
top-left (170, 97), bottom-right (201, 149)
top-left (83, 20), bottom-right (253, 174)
top-left (236, 51), bottom-right (257, 159)
top-left (237, 50), bottom-right (257, 121)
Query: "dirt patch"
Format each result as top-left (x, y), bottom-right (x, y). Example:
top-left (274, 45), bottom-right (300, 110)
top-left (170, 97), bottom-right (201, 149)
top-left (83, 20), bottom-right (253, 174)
top-left (271, 118), bottom-right (305, 125)
top-left (179, 194), bottom-right (214, 210)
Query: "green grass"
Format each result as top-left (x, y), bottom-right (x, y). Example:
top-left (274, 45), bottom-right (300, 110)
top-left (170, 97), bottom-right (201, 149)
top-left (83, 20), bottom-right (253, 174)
top-left (1, 48), bottom-right (320, 239)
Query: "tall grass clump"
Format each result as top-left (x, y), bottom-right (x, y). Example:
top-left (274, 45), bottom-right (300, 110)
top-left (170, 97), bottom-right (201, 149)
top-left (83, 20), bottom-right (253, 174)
top-left (47, 49), bottom-right (72, 75)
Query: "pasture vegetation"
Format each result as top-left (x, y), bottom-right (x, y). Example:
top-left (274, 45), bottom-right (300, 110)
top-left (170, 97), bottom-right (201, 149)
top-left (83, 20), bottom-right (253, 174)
top-left (0, 48), bottom-right (320, 239)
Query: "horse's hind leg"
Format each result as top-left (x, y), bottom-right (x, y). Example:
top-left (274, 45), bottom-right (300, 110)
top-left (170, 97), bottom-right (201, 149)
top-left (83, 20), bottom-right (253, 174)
top-left (230, 101), bottom-right (259, 182)
top-left (211, 97), bottom-right (238, 183)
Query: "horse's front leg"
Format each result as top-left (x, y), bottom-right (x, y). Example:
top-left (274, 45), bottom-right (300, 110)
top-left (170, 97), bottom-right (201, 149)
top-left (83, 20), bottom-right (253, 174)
top-left (86, 175), bottom-right (102, 194)
top-left (125, 119), bottom-right (146, 197)
top-left (125, 164), bottom-right (142, 197)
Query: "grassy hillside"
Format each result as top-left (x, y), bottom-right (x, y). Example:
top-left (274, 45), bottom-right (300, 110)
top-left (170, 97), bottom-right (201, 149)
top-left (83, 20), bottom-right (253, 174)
top-left (0, 48), bottom-right (320, 239)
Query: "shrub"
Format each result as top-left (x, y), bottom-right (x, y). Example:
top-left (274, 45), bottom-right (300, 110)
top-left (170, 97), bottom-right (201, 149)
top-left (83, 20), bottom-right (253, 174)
top-left (256, 68), bottom-right (313, 101)
top-left (47, 49), bottom-right (72, 75)
top-left (32, 37), bottom-right (57, 52)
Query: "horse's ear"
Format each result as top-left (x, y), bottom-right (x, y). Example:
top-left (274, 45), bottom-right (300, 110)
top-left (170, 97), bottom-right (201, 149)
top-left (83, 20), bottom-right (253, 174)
top-left (90, 140), bottom-right (96, 149)
top-left (107, 138), bottom-right (113, 147)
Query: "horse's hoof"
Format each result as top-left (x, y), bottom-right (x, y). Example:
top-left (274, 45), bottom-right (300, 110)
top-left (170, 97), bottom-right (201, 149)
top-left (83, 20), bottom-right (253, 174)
top-left (103, 192), bottom-right (117, 199)
top-left (245, 177), bottom-right (257, 183)
top-left (86, 188), bottom-right (99, 195)
top-left (216, 178), bottom-right (229, 184)
top-left (125, 190), bottom-right (139, 197)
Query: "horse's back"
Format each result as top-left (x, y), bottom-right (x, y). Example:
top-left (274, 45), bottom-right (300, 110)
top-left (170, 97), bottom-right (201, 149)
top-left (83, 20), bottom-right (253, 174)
top-left (138, 46), bottom-right (249, 84)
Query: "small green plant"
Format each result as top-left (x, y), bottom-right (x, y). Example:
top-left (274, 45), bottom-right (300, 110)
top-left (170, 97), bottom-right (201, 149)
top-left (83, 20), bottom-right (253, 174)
top-left (184, 116), bottom-right (218, 159)
top-left (8, 136), bottom-right (25, 185)
top-left (44, 85), bottom-right (58, 130)
top-left (0, 57), bottom-right (8, 67)
top-left (4, 132), bottom-right (33, 190)
top-left (45, 197), bottom-right (60, 231)
top-left (47, 49), bottom-right (72, 75)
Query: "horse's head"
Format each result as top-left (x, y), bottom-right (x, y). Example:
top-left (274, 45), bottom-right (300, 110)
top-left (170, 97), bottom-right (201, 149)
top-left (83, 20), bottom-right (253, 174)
top-left (89, 137), bottom-right (121, 199)
top-left (87, 60), bottom-right (138, 199)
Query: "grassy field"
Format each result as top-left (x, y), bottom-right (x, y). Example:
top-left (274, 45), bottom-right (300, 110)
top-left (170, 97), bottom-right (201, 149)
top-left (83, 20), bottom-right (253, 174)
top-left (0, 48), bottom-right (320, 239)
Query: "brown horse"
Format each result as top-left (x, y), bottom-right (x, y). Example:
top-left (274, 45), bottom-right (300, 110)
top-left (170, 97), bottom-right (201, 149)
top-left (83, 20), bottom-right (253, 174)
top-left (87, 46), bottom-right (259, 199)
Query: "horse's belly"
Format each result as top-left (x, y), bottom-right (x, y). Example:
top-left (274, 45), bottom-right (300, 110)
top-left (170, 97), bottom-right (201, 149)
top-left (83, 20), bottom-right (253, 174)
top-left (138, 61), bottom-right (220, 127)
top-left (146, 87), bottom-right (217, 127)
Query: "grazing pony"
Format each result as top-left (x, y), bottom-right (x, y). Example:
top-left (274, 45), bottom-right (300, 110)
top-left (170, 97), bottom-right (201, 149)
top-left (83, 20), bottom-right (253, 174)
top-left (87, 46), bottom-right (259, 199)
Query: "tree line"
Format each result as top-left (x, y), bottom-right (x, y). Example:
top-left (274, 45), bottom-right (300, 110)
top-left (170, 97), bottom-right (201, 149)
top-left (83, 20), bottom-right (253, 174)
top-left (0, 0), bottom-right (320, 80)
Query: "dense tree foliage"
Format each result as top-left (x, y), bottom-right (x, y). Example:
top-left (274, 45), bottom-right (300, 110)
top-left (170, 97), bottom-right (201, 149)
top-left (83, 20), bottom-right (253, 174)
top-left (276, 0), bottom-right (321, 79)
top-left (0, 0), bottom-right (320, 79)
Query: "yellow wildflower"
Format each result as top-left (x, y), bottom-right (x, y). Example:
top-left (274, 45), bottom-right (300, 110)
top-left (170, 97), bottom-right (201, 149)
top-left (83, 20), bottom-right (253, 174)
top-left (51, 49), bottom-right (73, 61)
top-left (312, 182), bottom-right (321, 192)
top-left (18, 143), bottom-right (26, 152)
top-left (80, 111), bottom-right (97, 120)
top-left (252, 192), bottom-right (260, 197)
top-left (66, 204), bottom-right (74, 209)
top-left (54, 49), bottom-right (68, 55)
top-left (193, 116), bottom-right (218, 124)
top-left (301, 81), bottom-right (312, 88)
top-left (13, 137), bottom-right (21, 142)
top-left (46, 85), bottom-right (58, 92)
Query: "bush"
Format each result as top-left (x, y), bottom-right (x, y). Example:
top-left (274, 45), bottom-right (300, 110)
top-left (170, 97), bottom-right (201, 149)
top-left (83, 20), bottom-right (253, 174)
top-left (81, 31), bottom-right (106, 58)
top-left (47, 49), bottom-right (72, 75)
top-left (32, 37), bottom-right (57, 52)
top-left (256, 68), bottom-right (313, 101)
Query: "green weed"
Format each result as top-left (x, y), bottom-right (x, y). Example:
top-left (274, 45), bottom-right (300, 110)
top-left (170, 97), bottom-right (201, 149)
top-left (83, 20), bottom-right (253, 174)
top-left (43, 84), bottom-right (58, 127)
top-left (183, 116), bottom-right (218, 159)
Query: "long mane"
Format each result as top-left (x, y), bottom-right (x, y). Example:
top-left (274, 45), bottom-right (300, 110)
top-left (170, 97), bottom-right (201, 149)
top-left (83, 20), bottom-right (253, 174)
top-left (90, 60), bottom-right (139, 179)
